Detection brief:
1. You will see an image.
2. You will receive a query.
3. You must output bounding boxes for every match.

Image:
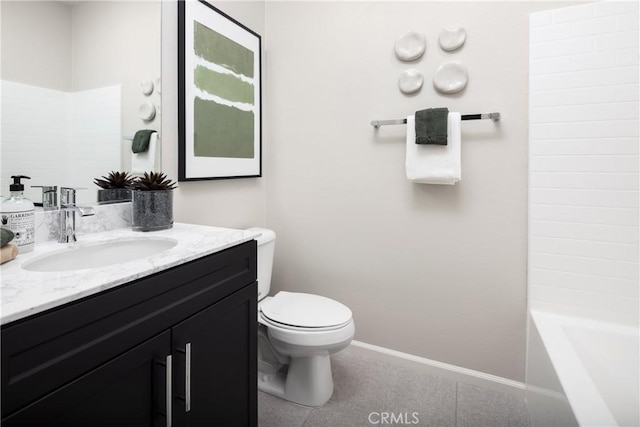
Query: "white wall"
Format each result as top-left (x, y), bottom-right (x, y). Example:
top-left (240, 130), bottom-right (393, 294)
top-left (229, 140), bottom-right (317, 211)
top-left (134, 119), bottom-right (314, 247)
top-left (162, 1), bottom-right (267, 229)
top-left (264, 1), bottom-right (569, 382)
top-left (70, 86), bottom-right (122, 198)
top-left (527, 5), bottom-right (638, 422)
top-left (1, 82), bottom-right (71, 197)
top-left (1, 82), bottom-right (121, 204)
top-left (528, 1), bottom-right (639, 326)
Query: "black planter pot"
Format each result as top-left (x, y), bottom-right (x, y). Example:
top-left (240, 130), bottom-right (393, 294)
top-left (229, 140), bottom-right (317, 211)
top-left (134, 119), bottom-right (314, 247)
top-left (97, 188), bottom-right (132, 204)
top-left (132, 190), bottom-right (173, 231)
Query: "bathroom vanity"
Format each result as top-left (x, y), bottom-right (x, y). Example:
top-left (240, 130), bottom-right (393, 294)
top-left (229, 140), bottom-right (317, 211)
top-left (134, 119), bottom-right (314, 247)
top-left (0, 224), bottom-right (258, 426)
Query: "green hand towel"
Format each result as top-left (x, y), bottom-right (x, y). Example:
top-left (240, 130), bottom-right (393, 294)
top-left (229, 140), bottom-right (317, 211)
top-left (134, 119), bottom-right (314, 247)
top-left (415, 108), bottom-right (449, 145)
top-left (132, 129), bottom-right (156, 153)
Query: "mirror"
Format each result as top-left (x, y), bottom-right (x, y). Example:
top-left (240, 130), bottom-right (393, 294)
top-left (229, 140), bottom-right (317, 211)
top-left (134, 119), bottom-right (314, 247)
top-left (1, 0), bottom-right (161, 205)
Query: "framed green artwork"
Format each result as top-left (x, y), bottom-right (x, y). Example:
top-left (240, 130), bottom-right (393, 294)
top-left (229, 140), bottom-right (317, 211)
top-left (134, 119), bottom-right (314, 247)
top-left (178, 0), bottom-right (262, 180)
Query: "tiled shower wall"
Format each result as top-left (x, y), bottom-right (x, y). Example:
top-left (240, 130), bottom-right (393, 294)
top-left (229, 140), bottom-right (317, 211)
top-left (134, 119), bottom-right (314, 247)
top-left (1, 81), bottom-right (70, 200)
top-left (528, 1), bottom-right (639, 325)
top-left (1, 81), bottom-right (121, 204)
top-left (69, 85), bottom-right (122, 204)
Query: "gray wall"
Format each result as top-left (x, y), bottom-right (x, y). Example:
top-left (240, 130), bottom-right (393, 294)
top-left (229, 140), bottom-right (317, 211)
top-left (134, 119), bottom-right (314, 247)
top-left (263, 1), bottom-right (566, 382)
top-left (164, 1), bottom-right (586, 382)
top-left (162, 1), bottom-right (267, 229)
top-left (71, 1), bottom-right (161, 140)
top-left (1, 1), bottom-right (72, 91)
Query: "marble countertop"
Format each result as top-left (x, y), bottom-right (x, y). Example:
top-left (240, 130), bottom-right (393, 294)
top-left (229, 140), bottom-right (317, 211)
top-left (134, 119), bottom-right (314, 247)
top-left (0, 223), bottom-right (259, 325)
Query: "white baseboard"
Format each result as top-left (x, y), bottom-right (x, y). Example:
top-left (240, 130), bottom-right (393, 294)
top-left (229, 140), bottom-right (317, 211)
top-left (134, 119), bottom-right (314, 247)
top-left (350, 340), bottom-right (525, 394)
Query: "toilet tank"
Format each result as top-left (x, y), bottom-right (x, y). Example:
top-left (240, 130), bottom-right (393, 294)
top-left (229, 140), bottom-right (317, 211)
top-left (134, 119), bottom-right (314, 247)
top-left (246, 227), bottom-right (276, 301)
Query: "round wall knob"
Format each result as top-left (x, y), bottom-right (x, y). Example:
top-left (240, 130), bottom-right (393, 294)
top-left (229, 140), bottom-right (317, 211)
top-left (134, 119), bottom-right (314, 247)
top-left (141, 80), bottom-right (154, 96)
top-left (394, 31), bottom-right (426, 61)
top-left (139, 102), bottom-right (156, 121)
top-left (439, 27), bottom-right (466, 52)
top-left (398, 69), bottom-right (424, 94)
top-left (433, 62), bottom-right (468, 94)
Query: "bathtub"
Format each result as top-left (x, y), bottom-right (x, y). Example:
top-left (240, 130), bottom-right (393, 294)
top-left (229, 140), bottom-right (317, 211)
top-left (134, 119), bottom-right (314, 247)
top-left (528, 310), bottom-right (639, 427)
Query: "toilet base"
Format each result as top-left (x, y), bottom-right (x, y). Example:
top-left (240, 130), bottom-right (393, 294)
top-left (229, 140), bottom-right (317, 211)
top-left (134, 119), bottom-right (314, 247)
top-left (258, 354), bottom-right (334, 407)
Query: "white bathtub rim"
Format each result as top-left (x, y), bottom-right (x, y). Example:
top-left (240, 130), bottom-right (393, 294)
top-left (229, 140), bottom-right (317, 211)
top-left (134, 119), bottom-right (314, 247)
top-left (530, 309), bottom-right (622, 427)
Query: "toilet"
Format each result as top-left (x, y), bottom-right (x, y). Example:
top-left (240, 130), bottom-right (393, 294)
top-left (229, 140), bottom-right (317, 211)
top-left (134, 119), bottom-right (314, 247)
top-left (247, 227), bottom-right (355, 407)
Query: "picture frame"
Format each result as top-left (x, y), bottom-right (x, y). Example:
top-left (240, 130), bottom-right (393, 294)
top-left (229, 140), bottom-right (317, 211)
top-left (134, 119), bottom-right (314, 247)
top-left (178, 0), bottom-right (262, 181)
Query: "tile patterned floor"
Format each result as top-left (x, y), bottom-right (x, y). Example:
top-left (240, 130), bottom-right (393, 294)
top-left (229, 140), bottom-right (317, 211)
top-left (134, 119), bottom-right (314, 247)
top-left (258, 345), bottom-right (531, 427)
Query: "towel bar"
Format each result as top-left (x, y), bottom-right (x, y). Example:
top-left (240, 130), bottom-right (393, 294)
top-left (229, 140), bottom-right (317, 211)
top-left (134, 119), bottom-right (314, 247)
top-left (123, 133), bottom-right (160, 141)
top-left (371, 112), bottom-right (500, 129)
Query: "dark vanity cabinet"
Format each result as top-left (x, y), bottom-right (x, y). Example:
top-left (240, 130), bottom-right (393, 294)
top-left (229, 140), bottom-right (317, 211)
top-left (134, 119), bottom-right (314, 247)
top-left (1, 241), bottom-right (257, 427)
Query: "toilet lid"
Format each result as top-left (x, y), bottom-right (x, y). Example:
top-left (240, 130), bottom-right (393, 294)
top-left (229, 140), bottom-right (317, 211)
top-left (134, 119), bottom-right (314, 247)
top-left (260, 291), bottom-right (352, 328)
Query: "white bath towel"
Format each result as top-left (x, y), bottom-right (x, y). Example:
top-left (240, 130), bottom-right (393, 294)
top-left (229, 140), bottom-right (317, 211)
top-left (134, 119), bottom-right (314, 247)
top-left (131, 132), bottom-right (161, 174)
top-left (405, 112), bottom-right (461, 184)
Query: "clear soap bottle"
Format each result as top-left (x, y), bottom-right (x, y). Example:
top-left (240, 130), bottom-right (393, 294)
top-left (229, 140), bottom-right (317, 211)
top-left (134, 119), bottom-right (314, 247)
top-left (1, 175), bottom-right (35, 253)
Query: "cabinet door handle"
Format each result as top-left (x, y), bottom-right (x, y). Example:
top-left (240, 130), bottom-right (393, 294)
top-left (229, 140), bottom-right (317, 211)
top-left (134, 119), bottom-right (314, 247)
top-left (185, 343), bottom-right (192, 412)
top-left (166, 355), bottom-right (173, 427)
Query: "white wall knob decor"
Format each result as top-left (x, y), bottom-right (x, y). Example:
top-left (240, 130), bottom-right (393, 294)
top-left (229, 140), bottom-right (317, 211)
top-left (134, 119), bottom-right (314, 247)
top-left (398, 69), bottom-right (424, 94)
top-left (394, 31), bottom-right (426, 61)
top-left (154, 77), bottom-right (162, 95)
top-left (139, 102), bottom-right (156, 121)
top-left (141, 80), bottom-right (154, 96)
top-left (433, 62), bottom-right (468, 94)
top-left (438, 26), bottom-right (466, 51)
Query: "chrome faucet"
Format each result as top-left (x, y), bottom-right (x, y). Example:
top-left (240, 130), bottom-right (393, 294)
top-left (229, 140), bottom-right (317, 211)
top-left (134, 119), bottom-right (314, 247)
top-left (32, 185), bottom-right (58, 210)
top-left (59, 187), bottom-right (95, 243)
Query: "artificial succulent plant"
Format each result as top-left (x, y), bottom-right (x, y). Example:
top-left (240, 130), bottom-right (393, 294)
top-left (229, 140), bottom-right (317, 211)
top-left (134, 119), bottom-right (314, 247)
top-left (94, 171), bottom-right (135, 189)
top-left (132, 172), bottom-right (177, 191)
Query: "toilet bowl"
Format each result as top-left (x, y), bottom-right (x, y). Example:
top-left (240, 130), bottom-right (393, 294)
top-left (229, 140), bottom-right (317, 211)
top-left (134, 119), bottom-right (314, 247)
top-left (247, 228), bottom-right (355, 407)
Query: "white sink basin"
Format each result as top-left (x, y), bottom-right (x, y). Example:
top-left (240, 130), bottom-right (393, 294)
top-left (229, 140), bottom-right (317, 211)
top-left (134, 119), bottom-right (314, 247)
top-left (22, 237), bottom-right (179, 272)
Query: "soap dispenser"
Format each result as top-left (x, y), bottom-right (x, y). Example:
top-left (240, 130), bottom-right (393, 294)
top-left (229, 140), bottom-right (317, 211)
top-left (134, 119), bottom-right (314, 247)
top-left (1, 175), bottom-right (35, 253)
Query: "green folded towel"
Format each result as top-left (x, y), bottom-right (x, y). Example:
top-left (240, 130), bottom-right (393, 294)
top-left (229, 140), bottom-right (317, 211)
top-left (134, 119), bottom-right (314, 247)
top-left (132, 130), bottom-right (156, 153)
top-left (415, 108), bottom-right (449, 145)
top-left (1, 228), bottom-right (15, 247)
